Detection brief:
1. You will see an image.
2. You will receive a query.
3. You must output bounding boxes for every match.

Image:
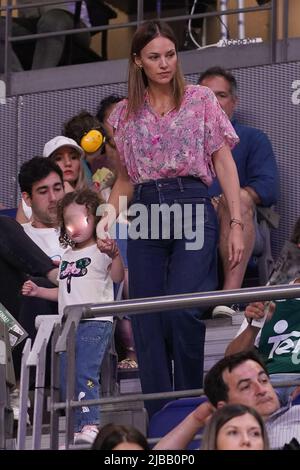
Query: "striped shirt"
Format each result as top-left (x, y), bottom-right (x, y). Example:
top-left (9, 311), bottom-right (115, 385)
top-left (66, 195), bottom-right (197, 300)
top-left (266, 403), bottom-right (300, 449)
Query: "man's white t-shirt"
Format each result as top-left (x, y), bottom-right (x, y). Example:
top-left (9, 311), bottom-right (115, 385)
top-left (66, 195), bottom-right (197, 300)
top-left (22, 222), bottom-right (64, 262)
top-left (58, 243), bottom-right (113, 322)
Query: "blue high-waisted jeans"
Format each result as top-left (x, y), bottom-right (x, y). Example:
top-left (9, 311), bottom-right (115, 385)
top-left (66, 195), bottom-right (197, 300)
top-left (127, 176), bottom-right (219, 418)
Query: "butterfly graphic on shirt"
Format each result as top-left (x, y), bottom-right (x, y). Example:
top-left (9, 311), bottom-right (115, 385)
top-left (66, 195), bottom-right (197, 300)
top-left (59, 257), bottom-right (91, 293)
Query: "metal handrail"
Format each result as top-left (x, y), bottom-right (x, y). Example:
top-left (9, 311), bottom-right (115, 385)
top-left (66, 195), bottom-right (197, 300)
top-left (51, 379), bottom-right (300, 411)
top-left (54, 283), bottom-right (300, 411)
top-left (270, 0), bottom-right (278, 63)
top-left (282, 0), bottom-right (289, 62)
top-left (0, 0), bottom-right (77, 11)
top-left (46, 282), bottom-right (300, 448)
top-left (5, 4), bottom-right (273, 44)
top-left (82, 283), bottom-right (300, 319)
top-left (1, 0), bottom-right (281, 95)
top-left (52, 387), bottom-right (206, 411)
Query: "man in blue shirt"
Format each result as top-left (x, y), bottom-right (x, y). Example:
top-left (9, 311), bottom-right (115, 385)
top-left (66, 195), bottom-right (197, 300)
top-left (198, 67), bottom-right (279, 305)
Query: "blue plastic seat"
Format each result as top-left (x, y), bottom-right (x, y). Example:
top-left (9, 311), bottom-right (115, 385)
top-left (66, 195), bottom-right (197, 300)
top-left (0, 208), bottom-right (17, 218)
top-left (292, 393), bottom-right (300, 406)
top-left (148, 396), bottom-right (208, 450)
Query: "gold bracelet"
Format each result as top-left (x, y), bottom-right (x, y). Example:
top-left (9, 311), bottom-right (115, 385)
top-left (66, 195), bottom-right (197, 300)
top-left (230, 218), bottom-right (244, 230)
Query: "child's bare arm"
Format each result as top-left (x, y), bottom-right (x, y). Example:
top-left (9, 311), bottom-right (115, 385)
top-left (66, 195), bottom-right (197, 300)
top-left (22, 279), bottom-right (58, 301)
top-left (110, 252), bottom-right (124, 283)
top-left (97, 238), bottom-right (124, 283)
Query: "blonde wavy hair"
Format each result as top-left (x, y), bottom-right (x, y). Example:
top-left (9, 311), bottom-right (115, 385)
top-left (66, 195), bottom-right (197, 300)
top-left (49, 150), bottom-right (88, 191)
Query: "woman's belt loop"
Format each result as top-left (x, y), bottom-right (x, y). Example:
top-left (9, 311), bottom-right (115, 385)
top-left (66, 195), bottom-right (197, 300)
top-left (135, 183), bottom-right (142, 201)
top-left (178, 177), bottom-right (184, 192)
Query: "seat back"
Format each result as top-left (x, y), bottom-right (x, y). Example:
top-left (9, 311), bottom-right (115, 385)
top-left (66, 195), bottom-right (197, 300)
top-left (148, 396), bottom-right (208, 450)
top-left (292, 394), bottom-right (300, 406)
top-left (0, 208), bottom-right (17, 218)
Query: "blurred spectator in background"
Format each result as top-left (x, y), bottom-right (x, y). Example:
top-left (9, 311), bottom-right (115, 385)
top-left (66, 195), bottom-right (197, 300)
top-left (0, 1), bottom-right (117, 72)
top-left (91, 423), bottom-right (149, 450)
top-left (16, 136), bottom-right (87, 223)
top-left (199, 67), bottom-right (279, 315)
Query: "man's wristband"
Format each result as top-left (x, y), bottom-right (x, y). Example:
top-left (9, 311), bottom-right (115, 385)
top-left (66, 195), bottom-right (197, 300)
top-left (230, 218), bottom-right (244, 230)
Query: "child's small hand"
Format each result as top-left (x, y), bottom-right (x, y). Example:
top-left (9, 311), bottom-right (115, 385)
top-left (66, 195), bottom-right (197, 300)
top-left (97, 233), bottom-right (110, 253)
top-left (22, 279), bottom-right (39, 297)
top-left (107, 239), bottom-right (119, 259)
top-left (97, 237), bottom-right (119, 259)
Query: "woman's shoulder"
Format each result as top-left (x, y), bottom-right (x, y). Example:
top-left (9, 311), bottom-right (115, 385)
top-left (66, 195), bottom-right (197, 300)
top-left (184, 83), bottom-right (215, 101)
top-left (108, 98), bottom-right (128, 127)
top-left (113, 98), bottom-right (128, 112)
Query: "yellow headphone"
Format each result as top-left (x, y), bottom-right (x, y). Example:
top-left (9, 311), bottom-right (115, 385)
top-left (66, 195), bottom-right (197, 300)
top-left (80, 129), bottom-right (106, 154)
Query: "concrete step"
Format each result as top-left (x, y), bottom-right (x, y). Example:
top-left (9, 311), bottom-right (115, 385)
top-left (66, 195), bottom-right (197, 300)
top-left (24, 399), bottom-right (148, 449)
top-left (203, 314), bottom-right (243, 372)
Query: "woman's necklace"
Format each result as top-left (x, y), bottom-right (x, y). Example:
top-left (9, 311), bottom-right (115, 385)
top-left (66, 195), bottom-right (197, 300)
top-left (157, 102), bottom-right (175, 116)
top-left (159, 106), bottom-right (173, 117)
top-left (148, 93), bottom-right (175, 117)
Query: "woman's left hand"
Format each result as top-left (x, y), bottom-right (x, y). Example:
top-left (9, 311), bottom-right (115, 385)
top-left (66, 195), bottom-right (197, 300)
top-left (228, 225), bottom-right (245, 269)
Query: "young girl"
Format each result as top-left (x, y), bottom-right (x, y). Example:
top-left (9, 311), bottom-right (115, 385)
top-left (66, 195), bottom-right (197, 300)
top-left (22, 189), bottom-right (124, 445)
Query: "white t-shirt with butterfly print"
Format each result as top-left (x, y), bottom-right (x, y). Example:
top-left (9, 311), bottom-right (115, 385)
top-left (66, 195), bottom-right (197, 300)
top-left (58, 243), bottom-right (113, 322)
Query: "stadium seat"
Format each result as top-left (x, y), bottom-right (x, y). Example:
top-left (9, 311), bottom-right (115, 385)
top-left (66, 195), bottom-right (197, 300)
top-left (292, 393), bottom-right (300, 406)
top-left (148, 396), bottom-right (208, 450)
top-left (0, 208), bottom-right (17, 218)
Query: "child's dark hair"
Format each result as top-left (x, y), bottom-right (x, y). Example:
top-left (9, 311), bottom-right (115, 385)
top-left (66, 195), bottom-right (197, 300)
top-left (96, 95), bottom-right (123, 124)
top-left (18, 157), bottom-right (63, 195)
top-left (63, 110), bottom-right (107, 145)
top-left (58, 189), bottom-right (105, 248)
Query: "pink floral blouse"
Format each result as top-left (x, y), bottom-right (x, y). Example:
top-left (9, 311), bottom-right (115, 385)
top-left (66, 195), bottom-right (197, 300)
top-left (108, 84), bottom-right (239, 186)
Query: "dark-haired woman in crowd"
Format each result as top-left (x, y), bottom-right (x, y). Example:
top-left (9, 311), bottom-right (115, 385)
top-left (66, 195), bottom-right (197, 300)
top-left (92, 423), bottom-right (149, 450)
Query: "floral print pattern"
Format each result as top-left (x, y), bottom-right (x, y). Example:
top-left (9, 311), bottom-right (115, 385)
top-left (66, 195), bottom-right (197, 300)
top-left (109, 84), bottom-right (239, 185)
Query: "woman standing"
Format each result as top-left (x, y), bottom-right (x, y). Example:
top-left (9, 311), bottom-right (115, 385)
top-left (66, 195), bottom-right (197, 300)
top-left (99, 21), bottom-right (244, 418)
